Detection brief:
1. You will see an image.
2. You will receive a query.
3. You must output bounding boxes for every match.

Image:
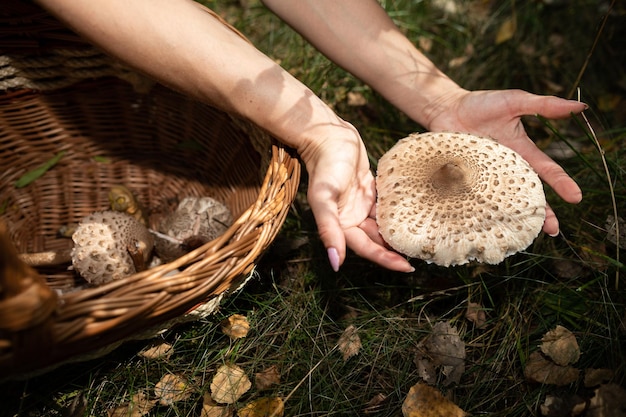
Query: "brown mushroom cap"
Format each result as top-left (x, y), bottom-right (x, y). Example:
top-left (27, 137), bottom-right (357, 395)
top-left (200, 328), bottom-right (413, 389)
top-left (71, 211), bottom-right (154, 284)
top-left (376, 132), bottom-right (546, 266)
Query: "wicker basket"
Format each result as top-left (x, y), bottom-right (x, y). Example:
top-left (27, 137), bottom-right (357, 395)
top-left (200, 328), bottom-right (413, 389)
top-left (0, 1), bottom-right (300, 378)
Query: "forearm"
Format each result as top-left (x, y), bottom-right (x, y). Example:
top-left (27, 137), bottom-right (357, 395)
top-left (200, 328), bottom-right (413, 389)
top-left (35, 0), bottom-right (351, 155)
top-left (261, 0), bottom-right (465, 129)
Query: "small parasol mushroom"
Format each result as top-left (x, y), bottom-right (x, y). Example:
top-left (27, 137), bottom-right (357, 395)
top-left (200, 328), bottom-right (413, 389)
top-left (376, 131), bottom-right (546, 267)
top-left (153, 196), bottom-right (233, 263)
top-left (71, 211), bottom-right (154, 284)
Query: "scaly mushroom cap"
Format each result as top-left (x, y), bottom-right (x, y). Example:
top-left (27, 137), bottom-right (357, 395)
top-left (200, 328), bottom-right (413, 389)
top-left (71, 211), bottom-right (154, 284)
top-left (154, 196), bottom-right (233, 263)
top-left (376, 132), bottom-right (546, 266)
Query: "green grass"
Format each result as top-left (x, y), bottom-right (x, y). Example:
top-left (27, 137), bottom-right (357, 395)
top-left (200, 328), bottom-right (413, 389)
top-left (3, 1), bottom-right (626, 416)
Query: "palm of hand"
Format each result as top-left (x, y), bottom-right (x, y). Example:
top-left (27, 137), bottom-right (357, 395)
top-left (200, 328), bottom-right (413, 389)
top-left (427, 89), bottom-right (585, 235)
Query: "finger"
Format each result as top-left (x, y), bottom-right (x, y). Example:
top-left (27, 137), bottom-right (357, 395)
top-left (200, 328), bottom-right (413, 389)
top-left (542, 202), bottom-right (560, 237)
top-left (307, 190), bottom-right (347, 272)
top-left (516, 142), bottom-right (582, 204)
top-left (344, 226), bottom-right (414, 272)
top-left (359, 217), bottom-right (387, 246)
top-left (508, 90), bottom-right (587, 119)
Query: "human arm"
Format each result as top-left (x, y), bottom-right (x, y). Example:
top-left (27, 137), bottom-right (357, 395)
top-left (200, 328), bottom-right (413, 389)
top-left (35, 0), bottom-right (414, 272)
top-left (262, 0), bottom-right (586, 236)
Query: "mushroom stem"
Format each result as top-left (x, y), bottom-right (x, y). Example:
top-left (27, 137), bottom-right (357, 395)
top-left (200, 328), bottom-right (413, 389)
top-left (19, 249), bottom-right (73, 267)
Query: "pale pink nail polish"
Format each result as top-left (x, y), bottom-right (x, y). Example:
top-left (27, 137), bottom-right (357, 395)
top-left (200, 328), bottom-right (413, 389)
top-left (327, 247), bottom-right (340, 272)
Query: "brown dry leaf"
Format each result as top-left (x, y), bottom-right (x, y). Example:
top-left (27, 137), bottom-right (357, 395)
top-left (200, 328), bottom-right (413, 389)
top-left (238, 397), bottom-right (285, 417)
top-left (524, 351), bottom-right (579, 386)
top-left (107, 391), bottom-right (156, 417)
top-left (584, 368), bottom-right (615, 388)
top-left (418, 36), bottom-right (433, 53)
top-left (402, 383), bottom-right (466, 417)
top-left (221, 314), bottom-right (250, 339)
top-left (154, 373), bottom-right (194, 406)
top-left (338, 324), bottom-right (362, 361)
top-left (347, 91), bottom-right (367, 107)
top-left (255, 365), bottom-right (281, 391)
top-left (540, 394), bottom-right (587, 417)
top-left (588, 383), bottom-right (626, 417)
top-left (211, 364), bottom-right (251, 404)
top-left (363, 393), bottom-right (387, 414)
top-left (414, 321), bottom-right (465, 386)
top-left (495, 16), bottom-right (517, 44)
top-left (465, 302), bottom-right (487, 329)
top-left (540, 325), bottom-right (580, 366)
top-left (139, 342), bottom-right (173, 360)
top-left (201, 392), bottom-right (233, 417)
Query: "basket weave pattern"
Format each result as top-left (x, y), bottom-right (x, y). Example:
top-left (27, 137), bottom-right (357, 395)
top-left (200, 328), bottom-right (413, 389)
top-left (0, 1), bottom-right (300, 377)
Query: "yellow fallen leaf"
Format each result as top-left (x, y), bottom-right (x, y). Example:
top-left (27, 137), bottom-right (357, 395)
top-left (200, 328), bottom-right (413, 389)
top-left (139, 342), bottom-right (173, 360)
top-left (540, 325), bottom-right (580, 366)
top-left (238, 397), bottom-right (285, 417)
top-left (201, 393), bottom-right (233, 417)
top-left (108, 391), bottom-right (156, 417)
top-left (154, 373), bottom-right (194, 405)
top-left (495, 16), bottom-right (516, 44)
top-left (338, 325), bottom-right (362, 361)
top-left (402, 383), bottom-right (466, 417)
top-left (211, 364), bottom-right (251, 404)
top-left (221, 314), bottom-right (250, 339)
top-left (255, 365), bottom-right (281, 391)
top-left (347, 91), bottom-right (367, 107)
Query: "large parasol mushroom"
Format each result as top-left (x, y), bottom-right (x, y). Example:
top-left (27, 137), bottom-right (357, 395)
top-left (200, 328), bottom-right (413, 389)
top-left (375, 131), bottom-right (546, 267)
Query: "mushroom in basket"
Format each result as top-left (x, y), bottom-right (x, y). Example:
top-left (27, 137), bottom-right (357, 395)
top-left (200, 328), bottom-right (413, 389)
top-left (375, 132), bottom-right (546, 267)
top-left (153, 196), bottom-right (233, 263)
top-left (71, 211), bottom-right (154, 284)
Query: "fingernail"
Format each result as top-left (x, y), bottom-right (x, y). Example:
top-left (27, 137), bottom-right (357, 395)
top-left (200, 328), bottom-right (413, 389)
top-left (549, 230), bottom-right (560, 237)
top-left (327, 247), bottom-right (340, 272)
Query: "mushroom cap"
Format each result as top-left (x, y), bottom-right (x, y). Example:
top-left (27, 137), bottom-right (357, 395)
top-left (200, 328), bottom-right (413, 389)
top-left (154, 196), bottom-right (233, 262)
top-left (375, 132), bottom-right (546, 266)
top-left (71, 211), bottom-right (154, 284)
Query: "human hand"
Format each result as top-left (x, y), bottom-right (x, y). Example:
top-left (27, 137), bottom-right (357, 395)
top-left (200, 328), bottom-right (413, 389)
top-left (424, 89), bottom-right (586, 236)
top-left (299, 123), bottom-right (414, 273)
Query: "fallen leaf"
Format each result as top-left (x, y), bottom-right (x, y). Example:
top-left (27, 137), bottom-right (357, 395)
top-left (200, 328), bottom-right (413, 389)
top-left (587, 383), bottom-right (626, 417)
top-left (347, 91), bottom-right (367, 107)
top-left (211, 364), bottom-right (251, 404)
top-left (495, 16), bottom-right (517, 44)
top-left (584, 368), bottom-right (615, 388)
top-left (238, 397), bottom-right (285, 417)
top-left (255, 365), bottom-right (281, 391)
top-left (402, 383), bottom-right (466, 417)
top-left (418, 36), bottom-right (433, 53)
top-left (363, 393), bottom-right (387, 414)
top-left (524, 351), bottom-right (579, 386)
top-left (465, 302), bottom-right (487, 329)
top-left (540, 325), bottom-right (580, 366)
top-left (154, 373), bottom-right (194, 406)
top-left (338, 324), bottom-right (362, 361)
top-left (221, 314), bottom-right (250, 339)
top-left (139, 342), bottom-right (173, 360)
top-left (201, 393), bottom-right (233, 417)
top-left (108, 391), bottom-right (156, 417)
top-left (414, 321), bottom-right (465, 386)
top-left (540, 394), bottom-right (586, 417)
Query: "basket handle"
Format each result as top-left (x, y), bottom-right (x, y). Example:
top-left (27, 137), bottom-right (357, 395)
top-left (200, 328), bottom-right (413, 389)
top-left (0, 220), bottom-right (57, 333)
